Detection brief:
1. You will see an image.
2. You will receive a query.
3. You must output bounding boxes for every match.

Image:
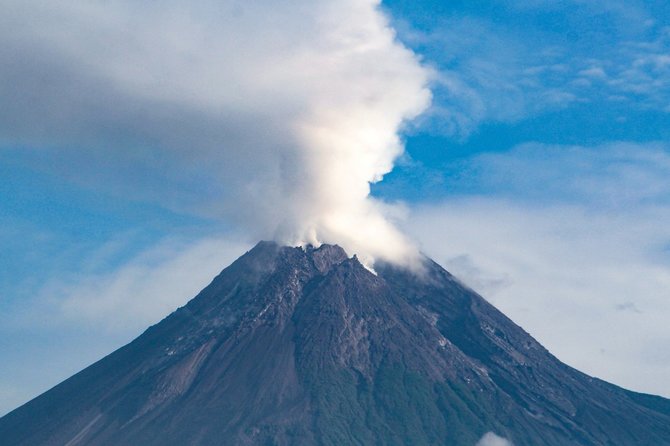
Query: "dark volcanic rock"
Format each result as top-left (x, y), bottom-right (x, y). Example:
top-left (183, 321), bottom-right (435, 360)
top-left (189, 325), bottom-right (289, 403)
top-left (1, 241), bottom-right (669, 445)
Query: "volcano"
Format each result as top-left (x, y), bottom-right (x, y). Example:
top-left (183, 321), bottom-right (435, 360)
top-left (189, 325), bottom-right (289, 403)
top-left (1, 241), bottom-right (669, 445)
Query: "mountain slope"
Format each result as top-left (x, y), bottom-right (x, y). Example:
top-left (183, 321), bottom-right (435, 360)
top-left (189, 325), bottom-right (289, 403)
top-left (1, 241), bottom-right (669, 445)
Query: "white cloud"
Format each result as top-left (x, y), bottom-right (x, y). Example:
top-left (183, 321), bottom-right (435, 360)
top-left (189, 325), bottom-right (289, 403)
top-left (476, 432), bottom-right (513, 446)
top-left (407, 143), bottom-right (670, 398)
top-left (0, 0), bottom-right (431, 266)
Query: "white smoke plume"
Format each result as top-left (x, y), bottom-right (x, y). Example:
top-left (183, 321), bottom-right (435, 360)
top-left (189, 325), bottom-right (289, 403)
top-left (0, 0), bottom-right (431, 266)
top-left (476, 432), bottom-right (514, 446)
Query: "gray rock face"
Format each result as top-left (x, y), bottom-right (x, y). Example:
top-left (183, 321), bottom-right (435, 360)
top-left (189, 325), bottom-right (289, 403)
top-left (1, 241), bottom-right (669, 445)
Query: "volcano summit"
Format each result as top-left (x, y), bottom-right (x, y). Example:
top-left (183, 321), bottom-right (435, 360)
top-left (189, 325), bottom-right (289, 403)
top-left (1, 242), bottom-right (669, 445)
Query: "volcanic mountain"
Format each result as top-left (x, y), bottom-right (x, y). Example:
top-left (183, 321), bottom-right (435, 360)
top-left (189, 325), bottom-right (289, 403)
top-left (1, 241), bottom-right (670, 445)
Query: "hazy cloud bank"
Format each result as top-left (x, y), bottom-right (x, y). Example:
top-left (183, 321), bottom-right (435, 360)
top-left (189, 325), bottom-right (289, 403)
top-left (407, 142), bottom-right (670, 398)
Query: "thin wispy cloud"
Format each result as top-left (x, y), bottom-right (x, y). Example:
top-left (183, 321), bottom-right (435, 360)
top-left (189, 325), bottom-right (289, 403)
top-left (44, 237), bottom-right (249, 332)
top-left (389, 4), bottom-right (670, 138)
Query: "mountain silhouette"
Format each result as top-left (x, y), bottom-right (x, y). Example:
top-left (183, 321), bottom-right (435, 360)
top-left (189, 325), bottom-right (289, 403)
top-left (1, 241), bottom-right (669, 445)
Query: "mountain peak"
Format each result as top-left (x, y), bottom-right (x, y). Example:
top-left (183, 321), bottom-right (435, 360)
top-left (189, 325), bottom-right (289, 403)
top-left (302, 243), bottom-right (350, 272)
top-left (236, 240), bottom-right (365, 281)
top-left (2, 242), bottom-right (669, 445)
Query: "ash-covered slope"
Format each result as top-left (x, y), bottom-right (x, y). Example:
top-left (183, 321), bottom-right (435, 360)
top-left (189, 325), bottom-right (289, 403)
top-left (2, 241), bottom-right (669, 445)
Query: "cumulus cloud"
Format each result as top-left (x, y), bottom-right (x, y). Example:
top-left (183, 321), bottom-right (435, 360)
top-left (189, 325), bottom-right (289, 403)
top-left (476, 432), bottom-right (513, 446)
top-left (0, 0), bottom-right (431, 266)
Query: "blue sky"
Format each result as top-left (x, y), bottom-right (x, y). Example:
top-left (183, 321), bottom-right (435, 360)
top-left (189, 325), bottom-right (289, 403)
top-left (378, 0), bottom-right (670, 197)
top-left (2, 0), bottom-right (670, 415)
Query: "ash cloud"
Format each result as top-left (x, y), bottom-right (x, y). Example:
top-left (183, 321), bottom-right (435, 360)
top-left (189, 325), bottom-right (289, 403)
top-left (0, 0), bottom-right (431, 266)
